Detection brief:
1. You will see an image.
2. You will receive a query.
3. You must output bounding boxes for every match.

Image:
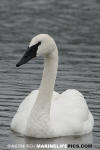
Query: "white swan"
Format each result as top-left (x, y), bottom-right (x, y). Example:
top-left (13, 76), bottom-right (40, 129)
top-left (11, 34), bottom-right (94, 138)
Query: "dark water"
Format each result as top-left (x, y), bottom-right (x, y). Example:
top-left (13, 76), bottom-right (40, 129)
top-left (0, 0), bottom-right (100, 149)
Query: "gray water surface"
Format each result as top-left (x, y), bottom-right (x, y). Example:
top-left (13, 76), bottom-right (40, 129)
top-left (0, 0), bottom-right (100, 149)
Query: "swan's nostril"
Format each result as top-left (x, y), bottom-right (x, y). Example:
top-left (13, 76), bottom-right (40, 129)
top-left (24, 55), bottom-right (27, 58)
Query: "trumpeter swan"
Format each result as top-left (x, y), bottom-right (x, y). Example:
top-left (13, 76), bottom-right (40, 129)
top-left (11, 34), bottom-right (94, 138)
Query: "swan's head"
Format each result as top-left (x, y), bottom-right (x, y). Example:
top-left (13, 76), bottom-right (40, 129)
top-left (16, 34), bottom-right (56, 67)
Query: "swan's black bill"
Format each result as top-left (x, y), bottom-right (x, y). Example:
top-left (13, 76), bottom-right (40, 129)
top-left (16, 42), bottom-right (41, 67)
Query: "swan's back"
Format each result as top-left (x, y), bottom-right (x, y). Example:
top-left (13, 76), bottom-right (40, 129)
top-left (51, 89), bottom-right (94, 136)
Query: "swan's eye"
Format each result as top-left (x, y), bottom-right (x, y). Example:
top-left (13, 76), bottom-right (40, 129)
top-left (29, 41), bottom-right (41, 50)
top-left (37, 41), bottom-right (41, 46)
top-left (27, 41), bottom-right (41, 55)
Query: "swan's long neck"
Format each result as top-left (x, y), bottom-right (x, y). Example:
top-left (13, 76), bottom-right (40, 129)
top-left (26, 48), bottom-right (58, 137)
top-left (30, 48), bottom-right (58, 123)
top-left (35, 48), bottom-right (58, 113)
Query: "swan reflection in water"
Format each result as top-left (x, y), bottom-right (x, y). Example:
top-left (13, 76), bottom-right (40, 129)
top-left (9, 132), bottom-right (93, 150)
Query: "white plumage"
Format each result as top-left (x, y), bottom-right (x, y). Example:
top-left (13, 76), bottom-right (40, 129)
top-left (11, 34), bottom-right (94, 138)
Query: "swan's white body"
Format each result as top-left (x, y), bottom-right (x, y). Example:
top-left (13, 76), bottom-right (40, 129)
top-left (11, 34), bottom-right (94, 138)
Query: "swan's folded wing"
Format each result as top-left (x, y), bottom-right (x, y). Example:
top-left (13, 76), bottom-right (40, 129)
top-left (51, 89), bottom-right (93, 135)
top-left (52, 89), bottom-right (88, 121)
